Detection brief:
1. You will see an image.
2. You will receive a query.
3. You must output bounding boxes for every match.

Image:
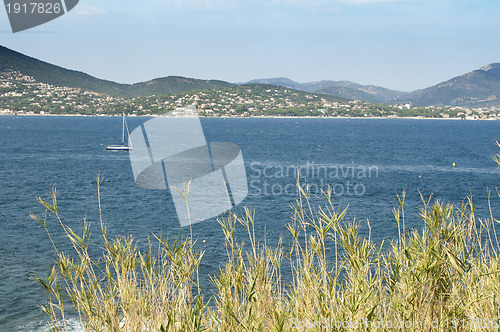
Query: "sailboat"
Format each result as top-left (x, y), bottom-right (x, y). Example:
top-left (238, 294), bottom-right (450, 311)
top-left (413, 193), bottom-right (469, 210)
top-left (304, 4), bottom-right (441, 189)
top-left (106, 113), bottom-right (132, 151)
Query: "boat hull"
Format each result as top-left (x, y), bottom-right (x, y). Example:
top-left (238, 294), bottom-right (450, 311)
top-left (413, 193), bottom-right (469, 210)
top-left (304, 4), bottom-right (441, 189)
top-left (106, 145), bottom-right (132, 151)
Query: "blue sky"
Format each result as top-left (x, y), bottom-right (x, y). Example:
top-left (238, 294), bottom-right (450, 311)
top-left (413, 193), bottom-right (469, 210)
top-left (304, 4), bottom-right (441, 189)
top-left (1, 0), bottom-right (500, 91)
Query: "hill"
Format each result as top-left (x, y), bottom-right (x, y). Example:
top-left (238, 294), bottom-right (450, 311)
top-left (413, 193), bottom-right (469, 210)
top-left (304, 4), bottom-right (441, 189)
top-left (3, 44), bottom-right (500, 108)
top-left (0, 45), bottom-right (233, 97)
top-left (0, 66), bottom-right (356, 117)
top-left (245, 78), bottom-right (407, 103)
top-left (400, 63), bottom-right (500, 107)
top-left (244, 77), bottom-right (302, 89)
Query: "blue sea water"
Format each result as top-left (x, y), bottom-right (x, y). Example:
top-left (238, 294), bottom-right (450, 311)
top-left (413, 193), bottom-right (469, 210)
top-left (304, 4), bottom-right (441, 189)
top-left (1, 116), bottom-right (500, 331)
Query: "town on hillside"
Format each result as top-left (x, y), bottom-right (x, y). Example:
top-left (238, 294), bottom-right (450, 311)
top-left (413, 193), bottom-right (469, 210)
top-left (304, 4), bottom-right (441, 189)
top-left (1, 71), bottom-right (499, 119)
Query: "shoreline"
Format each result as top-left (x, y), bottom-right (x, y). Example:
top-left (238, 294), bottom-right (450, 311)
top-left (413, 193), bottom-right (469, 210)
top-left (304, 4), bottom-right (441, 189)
top-left (0, 113), bottom-right (488, 120)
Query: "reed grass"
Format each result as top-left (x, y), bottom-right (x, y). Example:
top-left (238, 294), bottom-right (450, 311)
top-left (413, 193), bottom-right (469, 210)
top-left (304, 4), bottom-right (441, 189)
top-left (31, 177), bottom-right (500, 331)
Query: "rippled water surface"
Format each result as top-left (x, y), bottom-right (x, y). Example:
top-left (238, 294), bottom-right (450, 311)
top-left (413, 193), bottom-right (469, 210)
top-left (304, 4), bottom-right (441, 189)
top-left (1, 116), bottom-right (500, 330)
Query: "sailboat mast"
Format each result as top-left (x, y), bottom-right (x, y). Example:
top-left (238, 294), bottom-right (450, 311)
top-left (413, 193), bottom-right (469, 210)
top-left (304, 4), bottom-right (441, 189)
top-left (124, 115), bottom-right (132, 148)
top-left (121, 113), bottom-right (125, 145)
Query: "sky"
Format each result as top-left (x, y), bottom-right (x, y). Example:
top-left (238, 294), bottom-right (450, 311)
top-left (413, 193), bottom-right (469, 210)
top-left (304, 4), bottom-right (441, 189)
top-left (1, 0), bottom-right (500, 91)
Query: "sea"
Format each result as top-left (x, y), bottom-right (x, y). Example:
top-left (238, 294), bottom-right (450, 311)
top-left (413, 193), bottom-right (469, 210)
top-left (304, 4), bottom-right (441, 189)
top-left (1, 115), bottom-right (500, 331)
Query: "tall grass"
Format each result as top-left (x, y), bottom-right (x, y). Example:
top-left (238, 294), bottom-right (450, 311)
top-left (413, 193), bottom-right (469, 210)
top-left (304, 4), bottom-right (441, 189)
top-left (31, 178), bottom-right (500, 331)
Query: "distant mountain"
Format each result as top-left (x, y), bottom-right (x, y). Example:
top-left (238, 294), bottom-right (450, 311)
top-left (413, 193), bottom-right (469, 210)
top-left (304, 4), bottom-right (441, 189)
top-left (3, 45), bottom-right (500, 107)
top-left (244, 78), bottom-right (407, 103)
top-left (124, 76), bottom-right (233, 97)
top-left (310, 81), bottom-right (408, 103)
top-left (0, 45), bottom-right (233, 97)
top-left (314, 86), bottom-right (388, 103)
top-left (245, 77), bottom-right (302, 90)
top-left (400, 63), bottom-right (500, 107)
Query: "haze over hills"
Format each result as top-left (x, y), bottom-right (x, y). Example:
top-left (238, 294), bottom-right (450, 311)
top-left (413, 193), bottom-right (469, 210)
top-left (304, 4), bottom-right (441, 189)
top-left (1, 45), bottom-right (500, 107)
top-left (245, 78), bottom-right (408, 103)
top-left (247, 64), bottom-right (500, 107)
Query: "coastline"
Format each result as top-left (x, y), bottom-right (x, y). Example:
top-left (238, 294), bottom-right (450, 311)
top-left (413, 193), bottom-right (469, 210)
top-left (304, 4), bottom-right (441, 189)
top-left (0, 113), bottom-right (486, 120)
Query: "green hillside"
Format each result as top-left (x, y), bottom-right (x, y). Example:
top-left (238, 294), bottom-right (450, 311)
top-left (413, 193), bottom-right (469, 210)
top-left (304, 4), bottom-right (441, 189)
top-left (127, 76), bottom-right (234, 97)
top-left (245, 78), bottom-right (408, 104)
top-left (0, 45), bottom-right (127, 95)
top-left (2, 45), bottom-right (500, 118)
top-left (401, 63), bottom-right (500, 107)
top-left (0, 45), bottom-right (233, 97)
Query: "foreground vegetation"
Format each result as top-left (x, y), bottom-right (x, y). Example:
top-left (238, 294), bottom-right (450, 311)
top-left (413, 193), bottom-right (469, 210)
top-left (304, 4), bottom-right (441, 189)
top-left (31, 179), bottom-right (500, 331)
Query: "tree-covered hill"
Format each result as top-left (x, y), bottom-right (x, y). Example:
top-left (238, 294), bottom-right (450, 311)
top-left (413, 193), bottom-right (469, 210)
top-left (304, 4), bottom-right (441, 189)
top-left (399, 63), bottom-right (500, 107)
top-left (0, 45), bottom-right (233, 97)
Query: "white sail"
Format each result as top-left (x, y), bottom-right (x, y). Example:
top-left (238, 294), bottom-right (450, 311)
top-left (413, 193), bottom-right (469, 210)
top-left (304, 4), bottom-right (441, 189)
top-left (106, 113), bottom-right (132, 151)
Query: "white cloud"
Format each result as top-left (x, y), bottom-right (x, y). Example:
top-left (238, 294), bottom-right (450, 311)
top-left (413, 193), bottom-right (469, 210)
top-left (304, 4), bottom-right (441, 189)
top-left (73, 4), bottom-right (106, 15)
